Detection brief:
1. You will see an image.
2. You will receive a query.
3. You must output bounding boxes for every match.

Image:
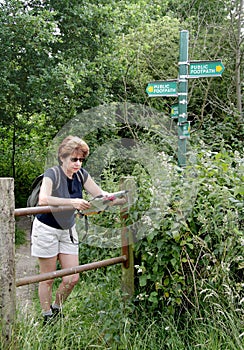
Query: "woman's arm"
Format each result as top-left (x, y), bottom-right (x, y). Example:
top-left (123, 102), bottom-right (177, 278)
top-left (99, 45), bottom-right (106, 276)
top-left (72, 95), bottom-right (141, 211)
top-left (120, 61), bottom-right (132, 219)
top-left (83, 174), bottom-right (109, 198)
top-left (38, 177), bottom-right (91, 210)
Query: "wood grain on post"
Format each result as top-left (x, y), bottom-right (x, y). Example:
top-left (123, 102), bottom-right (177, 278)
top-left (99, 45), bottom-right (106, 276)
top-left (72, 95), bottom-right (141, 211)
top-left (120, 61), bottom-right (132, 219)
top-left (0, 178), bottom-right (16, 343)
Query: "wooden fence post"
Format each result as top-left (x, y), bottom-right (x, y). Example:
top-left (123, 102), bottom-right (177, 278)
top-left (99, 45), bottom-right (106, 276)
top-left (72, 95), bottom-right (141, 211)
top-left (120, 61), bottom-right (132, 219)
top-left (121, 177), bottom-right (136, 299)
top-left (0, 178), bottom-right (16, 344)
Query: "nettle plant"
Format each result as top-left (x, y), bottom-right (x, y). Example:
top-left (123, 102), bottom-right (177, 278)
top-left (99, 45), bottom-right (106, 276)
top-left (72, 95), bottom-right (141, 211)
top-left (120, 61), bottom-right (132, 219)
top-left (132, 149), bottom-right (243, 313)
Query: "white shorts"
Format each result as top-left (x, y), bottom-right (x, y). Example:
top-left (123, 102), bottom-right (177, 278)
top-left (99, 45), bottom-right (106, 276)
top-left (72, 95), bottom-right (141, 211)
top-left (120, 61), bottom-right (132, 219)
top-left (31, 218), bottom-right (79, 258)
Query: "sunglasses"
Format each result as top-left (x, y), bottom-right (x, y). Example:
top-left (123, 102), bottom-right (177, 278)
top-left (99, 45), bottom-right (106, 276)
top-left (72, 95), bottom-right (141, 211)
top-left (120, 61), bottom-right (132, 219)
top-left (70, 157), bottom-right (86, 162)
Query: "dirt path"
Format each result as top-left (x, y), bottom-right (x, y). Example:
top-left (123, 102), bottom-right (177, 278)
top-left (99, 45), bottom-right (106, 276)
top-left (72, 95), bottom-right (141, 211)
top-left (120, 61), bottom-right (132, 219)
top-left (15, 217), bottom-right (38, 313)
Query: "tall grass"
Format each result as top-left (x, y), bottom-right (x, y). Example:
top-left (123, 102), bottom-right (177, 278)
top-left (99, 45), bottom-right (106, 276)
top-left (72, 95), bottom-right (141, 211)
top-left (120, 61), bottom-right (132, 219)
top-left (1, 267), bottom-right (243, 350)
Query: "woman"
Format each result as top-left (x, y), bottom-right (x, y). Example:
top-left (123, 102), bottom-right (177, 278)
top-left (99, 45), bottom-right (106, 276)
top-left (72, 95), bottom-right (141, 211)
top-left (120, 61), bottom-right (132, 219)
top-left (31, 135), bottom-right (109, 324)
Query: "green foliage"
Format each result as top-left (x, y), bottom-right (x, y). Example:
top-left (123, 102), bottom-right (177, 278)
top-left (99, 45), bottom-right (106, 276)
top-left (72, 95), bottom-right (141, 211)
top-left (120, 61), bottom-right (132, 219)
top-left (1, 269), bottom-right (243, 349)
top-left (132, 148), bottom-right (243, 312)
top-left (101, 15), bottom-right (183, 108)
top-left (192, 113), bottom-right (244, 154)
top-left (0, 1), bottom-right (60, 119)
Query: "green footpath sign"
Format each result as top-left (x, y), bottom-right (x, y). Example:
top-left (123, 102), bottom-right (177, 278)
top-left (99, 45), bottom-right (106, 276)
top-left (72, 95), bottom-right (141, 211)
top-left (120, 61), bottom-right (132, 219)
top-left (171, 104), bottom-right (179, 118)
top-left (189, 59), bottom-right (225, 78)
top-left (146, 80), bottom-right (178, 97)
top-left (179, 122), bottom-right (190, 139)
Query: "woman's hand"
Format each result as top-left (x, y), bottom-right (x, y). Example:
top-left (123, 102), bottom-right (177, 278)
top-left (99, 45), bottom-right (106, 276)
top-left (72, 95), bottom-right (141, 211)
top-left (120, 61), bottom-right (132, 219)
top-left (71, 198), bottom-right (91, 211)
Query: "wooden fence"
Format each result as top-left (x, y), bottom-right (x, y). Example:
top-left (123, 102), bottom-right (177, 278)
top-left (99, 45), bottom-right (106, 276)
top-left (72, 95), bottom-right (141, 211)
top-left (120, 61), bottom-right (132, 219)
top-left (0, 177), bottom-right (134, 346)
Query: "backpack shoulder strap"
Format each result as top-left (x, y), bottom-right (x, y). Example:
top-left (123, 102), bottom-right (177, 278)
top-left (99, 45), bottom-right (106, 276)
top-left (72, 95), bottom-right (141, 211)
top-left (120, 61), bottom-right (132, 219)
top-left (76, 168), bottom-right (89, 239)
top-left (77, 168), bottom-right (85, 187)
top-left (51, 165), bottom-right (61, 191)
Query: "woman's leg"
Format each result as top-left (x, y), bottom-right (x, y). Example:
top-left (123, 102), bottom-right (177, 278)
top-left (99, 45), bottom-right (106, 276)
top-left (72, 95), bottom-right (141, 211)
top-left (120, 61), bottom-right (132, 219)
top-left (38, 256), bottom-right (57, 312)
top-left (54, 253), bottom-right (79, 306)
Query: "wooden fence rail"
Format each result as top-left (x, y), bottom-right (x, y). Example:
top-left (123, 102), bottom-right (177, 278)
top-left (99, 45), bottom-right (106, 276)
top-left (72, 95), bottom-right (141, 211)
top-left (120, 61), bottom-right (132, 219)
top-left (16, 255), bottom-right (127, 287)
top-left (14, 205), bottom-right (74, 217)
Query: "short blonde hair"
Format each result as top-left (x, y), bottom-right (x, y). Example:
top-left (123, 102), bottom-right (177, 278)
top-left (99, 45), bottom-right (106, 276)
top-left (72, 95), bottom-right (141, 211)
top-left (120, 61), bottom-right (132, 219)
top-left (58, 136), bottom-right (89, 164)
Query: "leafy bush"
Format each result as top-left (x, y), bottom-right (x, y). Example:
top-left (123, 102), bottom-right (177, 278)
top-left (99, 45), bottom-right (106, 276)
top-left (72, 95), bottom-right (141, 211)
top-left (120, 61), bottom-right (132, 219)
top-left (132, 148), bottom-right (243, 314)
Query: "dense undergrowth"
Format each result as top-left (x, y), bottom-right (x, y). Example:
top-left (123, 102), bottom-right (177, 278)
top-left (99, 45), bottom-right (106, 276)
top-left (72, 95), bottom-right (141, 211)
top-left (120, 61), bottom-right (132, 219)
top-left (1, 266), bottom-right (243, 349)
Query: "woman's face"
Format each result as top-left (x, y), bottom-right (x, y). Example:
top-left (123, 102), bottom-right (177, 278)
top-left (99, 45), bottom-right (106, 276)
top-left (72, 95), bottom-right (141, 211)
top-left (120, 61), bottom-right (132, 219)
top-left (61, 152), bottom-right (85, 177)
